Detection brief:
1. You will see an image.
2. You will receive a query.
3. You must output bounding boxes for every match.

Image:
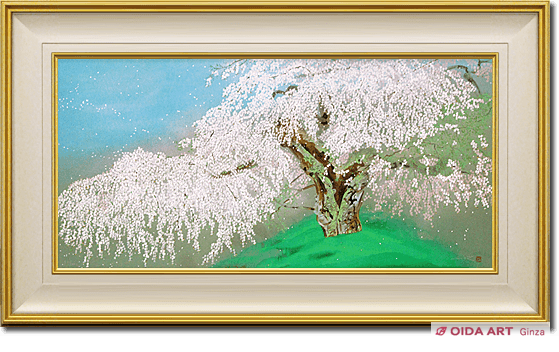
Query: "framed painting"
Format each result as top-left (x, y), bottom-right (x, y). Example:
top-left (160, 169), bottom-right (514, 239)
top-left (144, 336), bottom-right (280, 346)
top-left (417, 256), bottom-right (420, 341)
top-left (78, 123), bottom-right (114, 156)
top-left (1, 1), bottom-right (550, 325)
top-left (54, 53), bottom-right (497, 273)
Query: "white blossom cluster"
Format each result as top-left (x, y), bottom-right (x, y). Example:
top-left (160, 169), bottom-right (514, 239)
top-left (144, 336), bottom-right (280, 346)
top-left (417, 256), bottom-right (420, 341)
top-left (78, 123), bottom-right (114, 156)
top-left (366, 140), bottom-right (492, 221)
top-left (58, 145), bottom-right (296, 265)
top-left (58, 59), bottom-right (493, 266)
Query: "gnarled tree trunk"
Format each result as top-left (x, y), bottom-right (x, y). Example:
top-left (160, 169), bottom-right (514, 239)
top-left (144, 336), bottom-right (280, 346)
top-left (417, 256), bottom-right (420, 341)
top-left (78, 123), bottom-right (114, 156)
top-left (315, 187), bottom-right (365, 237)
top-left (283, 133), bottom-right (371, 237)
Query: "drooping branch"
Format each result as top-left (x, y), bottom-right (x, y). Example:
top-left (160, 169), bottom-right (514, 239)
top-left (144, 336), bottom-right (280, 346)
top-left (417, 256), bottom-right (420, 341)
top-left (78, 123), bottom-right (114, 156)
top-left (447, 64), bottom-right (481, 94)
top-left (272, 85), bottom-right (298, 98)
top-left (212, 160), bottom-right (257, 178)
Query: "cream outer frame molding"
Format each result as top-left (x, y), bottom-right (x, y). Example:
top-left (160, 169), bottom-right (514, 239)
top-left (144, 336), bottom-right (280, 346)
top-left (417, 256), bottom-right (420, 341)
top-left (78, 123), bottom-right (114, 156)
top-left (1, 1), bottom-right (550, 325)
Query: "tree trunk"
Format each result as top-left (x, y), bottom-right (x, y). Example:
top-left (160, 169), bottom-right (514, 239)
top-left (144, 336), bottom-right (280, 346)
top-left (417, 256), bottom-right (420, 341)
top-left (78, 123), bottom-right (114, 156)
top-left (315, 187), bottom-right (365, 237)
top-left (280, 130), bottom-right (371, 238)
top-left (286, 141), bottom-right (369, 237)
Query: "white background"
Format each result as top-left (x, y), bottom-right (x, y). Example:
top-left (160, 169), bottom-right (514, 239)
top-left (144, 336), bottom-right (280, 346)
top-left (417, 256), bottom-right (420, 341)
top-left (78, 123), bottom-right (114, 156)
top-left (1, 3), bottom-right (557, 351)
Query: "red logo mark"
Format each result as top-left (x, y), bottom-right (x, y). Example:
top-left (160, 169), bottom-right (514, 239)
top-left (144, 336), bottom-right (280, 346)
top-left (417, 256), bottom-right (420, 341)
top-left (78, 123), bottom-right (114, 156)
top-left (436, 327), bottom-right (447, 336)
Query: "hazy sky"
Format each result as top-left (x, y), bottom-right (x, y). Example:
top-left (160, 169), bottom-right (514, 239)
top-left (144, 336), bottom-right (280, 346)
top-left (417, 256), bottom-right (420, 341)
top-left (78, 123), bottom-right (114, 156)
top-left (58, 59), bottom-right (228, 152)
top-left (57, 59), bottom-right (229, 189)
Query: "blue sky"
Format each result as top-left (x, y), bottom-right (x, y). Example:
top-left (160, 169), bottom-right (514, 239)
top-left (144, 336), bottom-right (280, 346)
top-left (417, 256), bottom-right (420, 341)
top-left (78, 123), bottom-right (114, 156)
top-left (58, 59), bottom-right (227, 152)
top-left (57, 59), bottom-right (228, 190)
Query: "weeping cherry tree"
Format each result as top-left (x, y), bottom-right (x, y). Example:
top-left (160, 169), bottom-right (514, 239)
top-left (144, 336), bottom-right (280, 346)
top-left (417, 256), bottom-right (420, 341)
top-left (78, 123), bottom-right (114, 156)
top-left (58, 59), bottom-right (493, 266)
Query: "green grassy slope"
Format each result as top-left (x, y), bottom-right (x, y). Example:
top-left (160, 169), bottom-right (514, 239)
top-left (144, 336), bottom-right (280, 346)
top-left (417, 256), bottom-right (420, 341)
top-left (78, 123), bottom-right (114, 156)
top-left (213, 212), bottom-right (478, 268)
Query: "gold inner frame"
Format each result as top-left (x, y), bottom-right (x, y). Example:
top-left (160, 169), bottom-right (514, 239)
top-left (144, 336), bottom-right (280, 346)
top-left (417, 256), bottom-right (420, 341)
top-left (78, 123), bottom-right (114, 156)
top-left (51, 52), bottom-right (499, 275)
top-left (1, 1), bottom-right (549, 325)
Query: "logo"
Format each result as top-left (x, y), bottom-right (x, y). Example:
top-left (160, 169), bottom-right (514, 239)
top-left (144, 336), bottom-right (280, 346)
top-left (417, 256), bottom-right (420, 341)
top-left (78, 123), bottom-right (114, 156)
top-left (476, 256), bottom-right (482, 262)
top-left (433, 323), bottom-right (549, 337)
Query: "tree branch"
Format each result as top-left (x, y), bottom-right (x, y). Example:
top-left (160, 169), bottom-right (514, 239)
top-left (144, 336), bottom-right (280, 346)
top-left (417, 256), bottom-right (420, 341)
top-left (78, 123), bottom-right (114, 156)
top-left (211, 159), bottom-right (257, 178)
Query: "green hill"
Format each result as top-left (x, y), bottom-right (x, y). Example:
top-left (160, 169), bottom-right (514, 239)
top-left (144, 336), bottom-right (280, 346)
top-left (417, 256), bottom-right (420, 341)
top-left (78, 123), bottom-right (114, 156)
top-left (213, 212), bottom-right (477, 269)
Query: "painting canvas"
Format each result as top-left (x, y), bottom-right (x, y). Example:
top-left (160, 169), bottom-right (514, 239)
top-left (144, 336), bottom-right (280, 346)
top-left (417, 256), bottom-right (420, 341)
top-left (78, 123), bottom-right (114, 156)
top-left (55, 57), bottom-right (494, 269)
